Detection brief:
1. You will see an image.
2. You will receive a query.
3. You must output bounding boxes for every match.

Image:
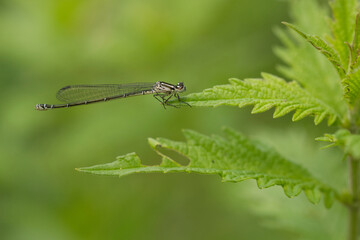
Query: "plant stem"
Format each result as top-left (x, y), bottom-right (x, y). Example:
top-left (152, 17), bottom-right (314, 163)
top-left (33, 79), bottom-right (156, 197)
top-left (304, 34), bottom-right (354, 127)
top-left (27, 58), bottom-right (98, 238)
top-left (348, 155), bottom-right (359, 240)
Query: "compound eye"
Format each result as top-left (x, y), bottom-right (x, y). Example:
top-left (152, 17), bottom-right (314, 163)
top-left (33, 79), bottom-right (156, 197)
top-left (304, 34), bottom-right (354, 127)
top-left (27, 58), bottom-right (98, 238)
top-left (177, 82), bottom-right (184, 89)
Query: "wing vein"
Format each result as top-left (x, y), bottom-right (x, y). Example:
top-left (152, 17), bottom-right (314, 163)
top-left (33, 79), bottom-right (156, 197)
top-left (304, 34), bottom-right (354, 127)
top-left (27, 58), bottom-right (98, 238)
top-left (56, 83), bottom-right (155, 103)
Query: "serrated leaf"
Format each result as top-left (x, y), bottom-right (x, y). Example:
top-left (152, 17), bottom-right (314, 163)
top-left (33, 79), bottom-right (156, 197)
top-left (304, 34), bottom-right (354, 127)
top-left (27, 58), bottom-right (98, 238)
top-left (329, 0), bottom-right (358, 70)
top-left (77, 128), bottom-right (338, 207)
top-left (282, 22), bottom-right (345, 77)
top-left (349, 14), bottom-right (360, 71)
top-left (342, 68), bottom-right (360, 104)
top-left (336, 12), bottom-right (360, 104)
top-left (274, 0), bottom-right (347, 118)
top-left (175, 73), bottom-right (343, 126)
top-left (315, 133), bottom-right (338, 150)
top-left (316, 129), bottom-right (360, 159)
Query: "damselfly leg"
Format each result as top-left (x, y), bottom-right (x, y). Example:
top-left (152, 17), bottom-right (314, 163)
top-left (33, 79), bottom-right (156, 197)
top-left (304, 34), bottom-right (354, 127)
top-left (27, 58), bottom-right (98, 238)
top-left (153, 93), bottom-right (179, 108)
top-left (174, 93), bottom-right (191, 107)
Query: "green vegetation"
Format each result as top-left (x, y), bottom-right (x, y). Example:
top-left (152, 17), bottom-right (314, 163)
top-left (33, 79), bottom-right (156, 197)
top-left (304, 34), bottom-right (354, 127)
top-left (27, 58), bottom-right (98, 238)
top-left (77, 0), bottom-right (360, 239)
top-left (2, 0), bottom-right (359, 239)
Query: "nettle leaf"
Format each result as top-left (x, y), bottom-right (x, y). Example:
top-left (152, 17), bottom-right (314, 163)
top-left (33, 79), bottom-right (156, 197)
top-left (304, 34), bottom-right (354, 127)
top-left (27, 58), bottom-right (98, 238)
top-left (274, 0), bottom-right (346, 117)
top-left (176, 73), bottom-right (342, 126)
top-left (316, 129), bottom-right (360, 159)
top-left (77, 128), bottom-right (337, 207)
top-left (343, 67), bottom-right (360, 104)
top-left (329, 0), bottom-right (358, 70)
top-left (282, 22), bottom-right (345, 77)
top-left (348, 14), bottom-right (360, 71)
top-left (341, 13), bottom-right (360, 105)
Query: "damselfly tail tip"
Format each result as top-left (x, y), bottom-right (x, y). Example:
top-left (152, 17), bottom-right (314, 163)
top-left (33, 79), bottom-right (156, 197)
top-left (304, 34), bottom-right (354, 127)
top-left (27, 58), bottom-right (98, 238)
top-left (35, 104), bottom-right (47, 111)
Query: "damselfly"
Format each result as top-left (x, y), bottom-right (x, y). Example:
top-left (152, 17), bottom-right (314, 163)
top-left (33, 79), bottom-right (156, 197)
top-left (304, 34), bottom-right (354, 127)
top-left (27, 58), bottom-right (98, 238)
top-left (35, 81), bottom-right (189, 111)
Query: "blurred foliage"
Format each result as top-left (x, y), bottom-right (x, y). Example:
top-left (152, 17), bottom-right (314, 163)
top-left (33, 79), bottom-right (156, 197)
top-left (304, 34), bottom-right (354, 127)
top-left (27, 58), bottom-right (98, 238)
top-left (0, 0), bottom-right (347, 239)
top-left (317, 129), bottom-right (360, 159)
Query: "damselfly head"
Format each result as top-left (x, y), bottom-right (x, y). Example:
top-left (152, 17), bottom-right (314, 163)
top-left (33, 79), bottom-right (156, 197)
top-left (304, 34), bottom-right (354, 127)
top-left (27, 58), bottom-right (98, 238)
top-left (176, 82), bottom-right (186, 92)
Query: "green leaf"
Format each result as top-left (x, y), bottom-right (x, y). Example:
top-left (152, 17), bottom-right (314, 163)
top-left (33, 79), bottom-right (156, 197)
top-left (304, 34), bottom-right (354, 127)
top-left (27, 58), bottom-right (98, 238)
top-left (329, 0), bottom-right (359, 70)
top-left (77, 128), bottom-right (337, 207)
top-left (317, 129), bottom-right (360, 159)
top-left (176, 73), bottom-right (343, 125)
top-left (342, 67), bottom-right (360, 104)
top-left (348, 14), bottom-right (360, 71)
top-left (341, 13), bottom-right (360, 105)
top-left (282, 22), bottom-right (345, 77)
top-left (274, 0), bottom-right (346, 117)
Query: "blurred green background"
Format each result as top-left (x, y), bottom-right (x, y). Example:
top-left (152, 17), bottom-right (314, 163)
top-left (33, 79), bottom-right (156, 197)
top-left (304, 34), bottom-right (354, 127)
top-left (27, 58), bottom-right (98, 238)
top-left (0, 0), bottom-right (348, 239)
